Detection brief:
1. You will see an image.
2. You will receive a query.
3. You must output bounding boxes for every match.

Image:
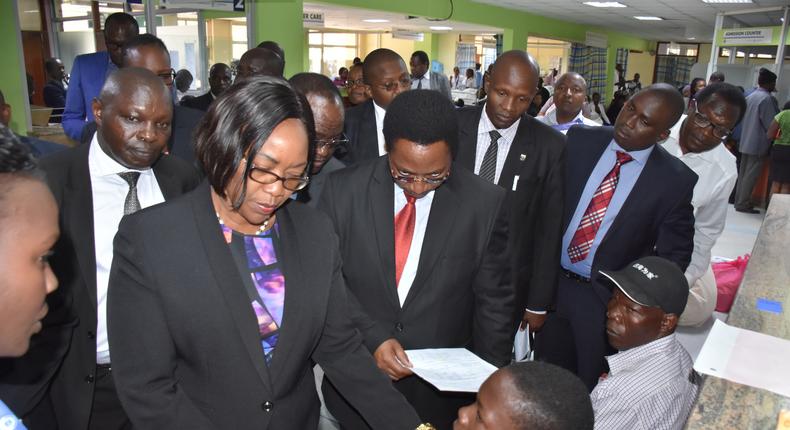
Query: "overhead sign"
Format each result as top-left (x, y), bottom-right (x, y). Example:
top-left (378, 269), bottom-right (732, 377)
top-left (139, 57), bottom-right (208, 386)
top-left (160, 0), bottom-right (244, 11)
top-left (585, 31), bottom-right (607, 49)
top-left (721, 28), bottom-right (773, 46)
top-left (392, 29), bottom-right (424, 41)
top-left (303, 12), bottom-right (324, 26)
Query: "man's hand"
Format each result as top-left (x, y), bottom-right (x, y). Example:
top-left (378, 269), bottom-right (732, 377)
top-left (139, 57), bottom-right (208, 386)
top-left (520, 310), bottom-right (547, 333)
top-left (373, 338), bottom-right (413, 381)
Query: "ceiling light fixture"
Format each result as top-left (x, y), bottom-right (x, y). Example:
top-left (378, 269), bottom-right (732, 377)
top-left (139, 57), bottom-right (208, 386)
top-left (430, 26), bottom-right (453, 31)
top-left (634, 16), bottom-right (663, 20)
top-left (363, 19), bottom-right (390, 23)
top-left (583, 2), bottom-right (627, 7)
top-left (701, 0), bottom-right (752, 3)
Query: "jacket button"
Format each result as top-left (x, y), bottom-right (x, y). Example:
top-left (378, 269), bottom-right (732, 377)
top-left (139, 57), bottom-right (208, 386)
top-left (87, 331), bottom-right (95, 340)
top-left (395, 322), bottom-right (403, 332)
top-left (84, 374), bottom-right (94, 383)
top-left (261, 401), bottom-right (273, 412)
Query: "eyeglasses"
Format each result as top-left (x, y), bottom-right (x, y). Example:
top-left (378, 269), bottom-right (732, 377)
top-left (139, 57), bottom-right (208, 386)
top-left (248, 164), bottom-right (310, 191)
top-left (691, 105), bottom-right (731, 140)
top-left (376, 78), bottom-right (412, 92)
top-left (345, 78), bottom-right (365, 88)
top-left (316, 133), bottom-right (350, 150)
top-left (389, 163), bottom-right (450, 185)
top-left (157, 69), bottom-right (177, 85)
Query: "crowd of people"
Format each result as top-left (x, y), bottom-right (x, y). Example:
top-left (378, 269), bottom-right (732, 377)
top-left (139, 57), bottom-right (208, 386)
top-left (1, 10), bottom-right (787, 430)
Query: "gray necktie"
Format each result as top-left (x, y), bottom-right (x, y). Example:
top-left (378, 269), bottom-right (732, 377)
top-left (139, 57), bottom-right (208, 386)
top-left (479, 130), bottom-right (500, 183)
top-left (118, 171), bottom-right (141, 215)
top-left (417, 78), bottom-right (423, 90)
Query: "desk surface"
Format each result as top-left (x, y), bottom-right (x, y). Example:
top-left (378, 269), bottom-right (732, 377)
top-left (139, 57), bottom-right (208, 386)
top-left (685, 195), bottom-right (790, 429)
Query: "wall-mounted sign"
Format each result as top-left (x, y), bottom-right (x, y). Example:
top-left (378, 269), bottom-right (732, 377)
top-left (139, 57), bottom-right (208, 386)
top-left (392, 29), bottom-right (424, 41)
top-left (160, 0), bottom-right (244, 11)
top-left (721, 28), bottom-right (773, 46)
top-left (303, 12), bottom-right (324, 26)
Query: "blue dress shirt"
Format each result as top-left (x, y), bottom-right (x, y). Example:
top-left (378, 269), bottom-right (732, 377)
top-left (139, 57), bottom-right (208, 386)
top-left (561, 140), bottom-right (654, 278)
top-left (0, 399), bottom-right (27, 429)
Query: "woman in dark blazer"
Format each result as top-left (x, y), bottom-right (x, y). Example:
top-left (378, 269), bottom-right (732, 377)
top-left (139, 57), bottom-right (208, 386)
top-left (106, 77), bottom-right (422, 429)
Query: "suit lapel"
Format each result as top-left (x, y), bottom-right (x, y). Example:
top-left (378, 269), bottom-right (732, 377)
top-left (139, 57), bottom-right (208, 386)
top-left (370, 158), bottom-right (400, 309)
top-left (497, 116), bottom-right (532, 189)
top-left (401, 171), bottom-right (460, 310)
top-left (456, 107), bottom-right (483, 169)
top-left (191, 183), bottom-right (273, 391)
top-left (66, 144), bottom-right (98, 308)
top-left (152, 158), bottom-right (181, 199)
top-left (361, 102), bottom-right (379, 161)
top-left (563, 129), bottom-right (611, 232)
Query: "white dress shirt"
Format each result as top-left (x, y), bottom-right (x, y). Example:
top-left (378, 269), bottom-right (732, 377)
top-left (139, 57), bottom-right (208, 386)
top-left (591, 334), bottom-right (699, 430)
top-left (89, 134), bottom-right (165, 363)
top-left (374, 101), bottom-right (387, 157)
top-left (661, 114), bottom-right (737, 285)
top-left (474, 104), bottom-right (521, 184)
top-left (393, 184), bottom-right (435, 306)
top-left (411, 71), bottom-right (431, 90)
top-left (539, 108), bottom-right (600, 134)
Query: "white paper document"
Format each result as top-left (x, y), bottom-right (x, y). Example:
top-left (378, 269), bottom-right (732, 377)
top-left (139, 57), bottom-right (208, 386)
top-left (694, 319), bottom-right (790, 397)
top-left (405, 348), bottom-right (498, 393)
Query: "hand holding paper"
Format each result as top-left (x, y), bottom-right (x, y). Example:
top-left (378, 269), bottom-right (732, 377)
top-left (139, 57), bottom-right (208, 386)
top-left (405, 348), bottom-right (498, 392)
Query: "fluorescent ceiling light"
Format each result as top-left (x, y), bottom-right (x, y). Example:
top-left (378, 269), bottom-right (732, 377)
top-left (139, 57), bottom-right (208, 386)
top-left (701, 0), bottom-right (752, 3)
top-left (583, 2), bottom-right (627, 7)
top-left (363, 19), bottom-right (390, 23)
top-left (430, 26), bottom-right (453, 31)
top-left (634, 16), bottom-right (663, 20)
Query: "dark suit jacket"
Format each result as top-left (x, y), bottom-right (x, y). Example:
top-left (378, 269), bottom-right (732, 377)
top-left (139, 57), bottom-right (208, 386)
top-left (0, 143), bottom-right (199, 430)
top-left (43, 79), bottom-right (66, 123)
top-left (62, 51), bottom-right (110, 140)
top-left (180, 92), bottom-right (213, 111)
top-left (340, 100), bottom-right (379, 165)
top-left (564, 125), bottom-right (697, 285)
top-left (318, 156), bottom-right (514, 427)
top-left (105, 182), bottom-right (420, 429)
top-left (296, 156), bottom-right (345, 207)
top-left (80, 105), bottom-right (205, 168)
top-left (456, 106), bottom-right (566, 313)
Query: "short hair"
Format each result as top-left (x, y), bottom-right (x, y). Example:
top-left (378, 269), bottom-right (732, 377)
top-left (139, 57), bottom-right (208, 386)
top-left (338, 67), bottom-right (348, 75)
top-left (209, 63), bottom-right (230, 78)
top-left (44, 58), bottom-right (61, 76)
top-left (689, 77), bottom-right (706, 96)
top-left (362, 49), bottom-right (405, 85)
top-left (288, 72), bottom-right (343, 105)
top-left (641, 83), bottom-right (686, 126)
top-left (383, 90), bottom-right (458, 157)
top-left (239, 48), bottom-right (285, 78)
top-left (411, 50), bottom-right (429, 65)
top-left (695, 82), bottom-right (748, 124)
top-left (504, 362), bottom-right (593, 430)
top-left (98, 68), bottom-right (171, 107)
top-left (492, 51), bottom-right (540, 81)
top-left (758, 68), bottom-right (777, 86)
top-left (709, 71), bottom-right (725, 83)
top-left (174, 69), bottom-right (193, 92)
top-left (194, 77), bottom-right (315, 209)
top-left (0, 125), bottom-right (44, 221)
top-left (121, 33), bottom-right (169, 66)
top-left (784, 100), bottom-right (790, 110)
top-left (257, 40), bottom-right (285, 61)
top-left (104, 12), bottom-right (139, 34)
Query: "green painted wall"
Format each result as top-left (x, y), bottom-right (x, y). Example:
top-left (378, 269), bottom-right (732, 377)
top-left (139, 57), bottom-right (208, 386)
top-left (1, 1), bottom-right (28, 134)
top-left (252, 0), bottom-right (306, 77)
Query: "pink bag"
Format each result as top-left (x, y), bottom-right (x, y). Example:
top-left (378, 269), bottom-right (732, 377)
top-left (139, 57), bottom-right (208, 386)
top-left (713, 255), bottom-right (750, 313)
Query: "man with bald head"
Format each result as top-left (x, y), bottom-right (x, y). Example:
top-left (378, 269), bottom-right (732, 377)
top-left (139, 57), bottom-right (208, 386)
top-left (540, 72), bottom-right (600, 134)
top-left (456, 50), bottom-right (566, 337)
top-left (0, 68), bottom-right (199, 429)
top-left (181, 63), bottom-right (232, 111)
top-left (236, 47), bottom-right (285, 79)
top-left (537, 84), bottom-right (697, 390)
top-left (340, 48), bottom-right (411, 164)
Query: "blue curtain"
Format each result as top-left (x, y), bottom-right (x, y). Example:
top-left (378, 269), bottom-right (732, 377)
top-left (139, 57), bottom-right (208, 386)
top-left (655, 56), bottom-right (696, 88)
top-left (568, 43), bottom-right (608, 97)
top-left (455, 43), bottom-right (476, 73)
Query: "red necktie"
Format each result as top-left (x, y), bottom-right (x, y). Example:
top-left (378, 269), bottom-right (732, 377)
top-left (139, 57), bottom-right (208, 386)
top-left (394, 192), bottom-right (416, 286)
top-left (567, 151), bottom-right (633, 263)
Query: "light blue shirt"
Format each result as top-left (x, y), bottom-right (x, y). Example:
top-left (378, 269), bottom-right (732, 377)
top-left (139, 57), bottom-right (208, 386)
top-left (0, 399), bottom-right (27, 429)
top-left (561, 140), bottom-right (654, 278)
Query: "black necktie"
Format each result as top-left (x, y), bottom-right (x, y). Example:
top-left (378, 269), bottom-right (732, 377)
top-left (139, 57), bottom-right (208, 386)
top-left (118, 171), bottom-right (141, 215)
top-left (417, 78), bottom-right (423, 90)
top-left (479, 130), bottom-right (500, 183)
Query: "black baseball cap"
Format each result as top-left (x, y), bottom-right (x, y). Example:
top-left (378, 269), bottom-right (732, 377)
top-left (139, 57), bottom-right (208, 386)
top-left (598, 256), bottom-right (689, 315)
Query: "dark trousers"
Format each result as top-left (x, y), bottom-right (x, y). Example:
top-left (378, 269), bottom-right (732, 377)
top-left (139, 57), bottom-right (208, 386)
top-left (88, 365), bottom-right (132, 430)
top-left (536, 272), bottom-right (613, 391)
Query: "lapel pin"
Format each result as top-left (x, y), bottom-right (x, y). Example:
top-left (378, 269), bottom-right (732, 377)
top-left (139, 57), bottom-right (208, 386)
top-left (520, 153), bottom-right (527, 161)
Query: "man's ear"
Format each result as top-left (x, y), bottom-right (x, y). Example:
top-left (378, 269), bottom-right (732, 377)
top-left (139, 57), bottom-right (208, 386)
top-left (92, 98), bottom-right (103, 127)
top-left (660, 313), bottom-right (678, 336)
top-left (658, 128), bottom-right (671, 142)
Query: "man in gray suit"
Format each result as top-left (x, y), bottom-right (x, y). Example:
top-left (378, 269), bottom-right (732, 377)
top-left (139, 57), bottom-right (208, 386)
top-left (409, 51), bottom-right (452, 100)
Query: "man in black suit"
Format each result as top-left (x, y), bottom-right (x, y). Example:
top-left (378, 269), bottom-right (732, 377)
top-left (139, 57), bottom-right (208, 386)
top-left (79, 35), bottom-right (205, 167)
top-left (456, 50), bottom-right (565, 334)
top-left (180, 63), bottom-right (232, 112)
top-left (319, 90), bottom-right (515, 429)
top-left (0, 68), bottom-right (199, 429)
top-left (537, 84), bottom-right (697, 390)
top-left (340, 48), bottom-right (411, 165)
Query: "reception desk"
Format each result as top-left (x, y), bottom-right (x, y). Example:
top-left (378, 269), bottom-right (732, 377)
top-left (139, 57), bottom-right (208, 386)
top-left (686, 195), bottom-right (790, 429)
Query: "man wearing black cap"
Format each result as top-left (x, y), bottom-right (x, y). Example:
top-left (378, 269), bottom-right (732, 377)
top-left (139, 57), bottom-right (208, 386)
top-left (591, 256), bottom-right (699, 430)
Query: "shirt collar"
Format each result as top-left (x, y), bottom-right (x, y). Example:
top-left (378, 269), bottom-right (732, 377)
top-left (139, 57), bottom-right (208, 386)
top-left (89, 132), bottom-right (151, 178)
top-left (546, 109), bottom-right (585, 131)
top-left (606, 334), bottom-right (676, 375)
top-left (479, 103), bottom-right (522, 137)
top-left (608, 138), bottom-right (653, 165)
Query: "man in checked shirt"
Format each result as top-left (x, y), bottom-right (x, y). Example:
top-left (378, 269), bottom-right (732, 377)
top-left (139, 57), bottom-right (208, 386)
top-left (592, 256), bottom-right (699, 430)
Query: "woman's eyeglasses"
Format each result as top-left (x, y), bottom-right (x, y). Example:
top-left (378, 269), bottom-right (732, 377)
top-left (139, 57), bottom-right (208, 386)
top-left (248, 164), bottom-right (310, 191)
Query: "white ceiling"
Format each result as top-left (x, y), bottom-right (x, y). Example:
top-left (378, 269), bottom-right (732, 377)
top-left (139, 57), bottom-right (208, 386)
top-left (304, 2), bottom-right (502, 34)
top-left (469, 0), bottom-right (788, 42)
